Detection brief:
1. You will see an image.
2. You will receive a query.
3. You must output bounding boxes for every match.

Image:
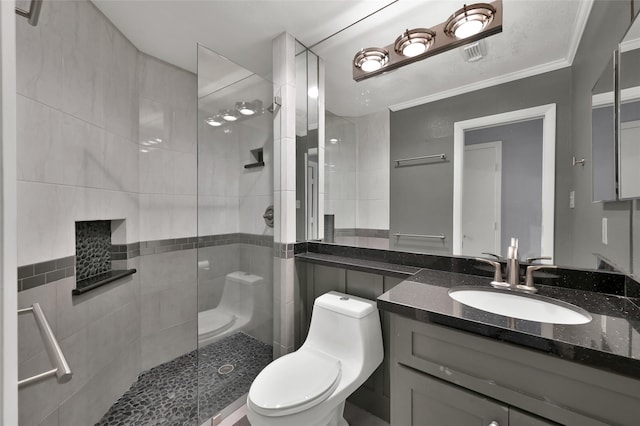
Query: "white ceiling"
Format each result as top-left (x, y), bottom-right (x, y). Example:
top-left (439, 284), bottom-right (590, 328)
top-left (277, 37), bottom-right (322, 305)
top-left (93, 0), bottom-right (594, 117)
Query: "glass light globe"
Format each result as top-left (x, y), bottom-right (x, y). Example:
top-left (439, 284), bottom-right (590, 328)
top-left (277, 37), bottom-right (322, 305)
top-left (455, 20), bottom-right (484, 39)
top-left (403, 42), bottom-right (427, 57)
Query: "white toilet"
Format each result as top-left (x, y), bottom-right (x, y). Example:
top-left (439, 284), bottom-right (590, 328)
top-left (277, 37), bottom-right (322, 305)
top-left (198, 271), bottom-right (266, 346)
top-left (246, 291), bottom-right (383, 426)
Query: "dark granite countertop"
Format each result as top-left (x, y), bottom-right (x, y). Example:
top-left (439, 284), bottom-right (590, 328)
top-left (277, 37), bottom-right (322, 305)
top-left (295, 252), bottom-right (421, 278)
top-left (378, 268), bottom-right (640, 380)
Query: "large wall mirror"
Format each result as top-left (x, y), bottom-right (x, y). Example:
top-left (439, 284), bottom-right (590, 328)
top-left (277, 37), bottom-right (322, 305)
top-left (296, 0), bottom-right (640, 275)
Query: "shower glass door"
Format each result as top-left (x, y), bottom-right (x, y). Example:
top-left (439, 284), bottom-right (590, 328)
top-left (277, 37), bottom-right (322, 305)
top-left (196, 44), bottom-right (274, 423)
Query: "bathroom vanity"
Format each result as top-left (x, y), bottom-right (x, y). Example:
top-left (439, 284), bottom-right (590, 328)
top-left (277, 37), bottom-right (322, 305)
top-left (379, 269), bottom-right (640, 425)
top-left (296, 243), bottom-right (640, 425)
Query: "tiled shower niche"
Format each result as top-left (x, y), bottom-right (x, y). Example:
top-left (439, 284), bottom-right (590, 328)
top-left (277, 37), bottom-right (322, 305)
top-left (73, 220), bottom-right (136, 296)
top-left (75, 220), bottom-right (112, 281)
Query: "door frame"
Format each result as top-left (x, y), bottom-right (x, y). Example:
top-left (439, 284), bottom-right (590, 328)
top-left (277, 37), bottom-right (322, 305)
top-left (462, 141), bottom-right (502, 256)
top-left (453, 103), bottom-right (556, 261)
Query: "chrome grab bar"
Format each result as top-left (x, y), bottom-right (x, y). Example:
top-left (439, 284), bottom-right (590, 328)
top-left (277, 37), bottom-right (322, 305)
top-left (15, 0), bottom-right (43, 26)
top-left (394, 153), bottom-right (447, 167)
top-left (18, 303), bottom-right (72, 388)
top-left (393, 233), bottom-right (445, 240)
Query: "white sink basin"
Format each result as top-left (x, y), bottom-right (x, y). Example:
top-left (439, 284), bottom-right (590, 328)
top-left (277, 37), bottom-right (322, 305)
top-left (448, 287), bottom-right (592, 325)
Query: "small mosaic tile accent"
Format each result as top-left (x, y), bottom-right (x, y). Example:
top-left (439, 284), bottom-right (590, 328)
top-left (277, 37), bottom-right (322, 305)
top-left (96, 332), bottom-right (272, 426)
top-left (334, 228), bottom-right (390, 238)
top-left (76, 221), bottom-right (112, 281)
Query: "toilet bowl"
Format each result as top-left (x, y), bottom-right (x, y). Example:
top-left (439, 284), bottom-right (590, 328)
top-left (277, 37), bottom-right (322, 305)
top-left (246, 291), bottom-right (383, 426)
top-left (198, 271), bottom-right (265, 346)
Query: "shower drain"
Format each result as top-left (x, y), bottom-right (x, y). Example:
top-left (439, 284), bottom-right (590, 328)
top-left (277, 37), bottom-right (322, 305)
top-left (217, 364), bottom-right (235, 375)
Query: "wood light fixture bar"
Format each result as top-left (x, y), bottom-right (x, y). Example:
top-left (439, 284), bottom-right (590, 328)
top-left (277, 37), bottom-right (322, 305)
top-left (353, 1), bottom-right (503, 82)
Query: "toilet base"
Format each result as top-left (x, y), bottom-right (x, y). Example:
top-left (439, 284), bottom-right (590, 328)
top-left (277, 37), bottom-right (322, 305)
top-left (246, 400), bottom-right (349, 426)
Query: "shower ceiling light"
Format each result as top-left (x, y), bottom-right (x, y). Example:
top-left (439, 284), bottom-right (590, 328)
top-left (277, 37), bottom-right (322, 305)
top-left (205, 116), bottom-right (224, 127)
top-left (352, 0), bottom-right (502, 82)
top-left (221, 110), bottom-right (238, 122)
top-left (354, 48), bottom-right (389, 73)
top-left (236, 101), bottom-right (256, 116)
top-left (444, 3), bottom-right (496, 39)
top-left (395, 28), bottom-right (436, 57)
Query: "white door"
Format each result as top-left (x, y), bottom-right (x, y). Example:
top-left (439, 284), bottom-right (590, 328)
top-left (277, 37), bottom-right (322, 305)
top-left (462, 142), bottom-right (502, 257)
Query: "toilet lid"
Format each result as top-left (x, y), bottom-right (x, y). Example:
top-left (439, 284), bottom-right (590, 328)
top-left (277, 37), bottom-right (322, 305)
top-left (248, 348), bottom-right (341, 416)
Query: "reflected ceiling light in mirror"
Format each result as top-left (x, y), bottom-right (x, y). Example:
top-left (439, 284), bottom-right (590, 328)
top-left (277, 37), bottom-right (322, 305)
top-left (205, 115), bottom-right (224, 127)
top-left (221, 109), bottom-right (238, 121)
top-left (444, 3), bottom-right (496, 39)
top-left (236, 101), bottom-right (256, 116)
top-left (354, 48), bottom-right (389, 72)
top-left (395, 28), bottom-right (436, 57)
top-left (329, 138), bottom-right (340, 144)
top-left (353, 0), bottom-right (502, 82)
top-left (308, 86), bottom-right (319, 98)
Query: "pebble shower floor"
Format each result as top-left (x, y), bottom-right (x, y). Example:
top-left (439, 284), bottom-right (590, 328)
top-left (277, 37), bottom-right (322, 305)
top-left (96, 332), bottom-right (272, 425)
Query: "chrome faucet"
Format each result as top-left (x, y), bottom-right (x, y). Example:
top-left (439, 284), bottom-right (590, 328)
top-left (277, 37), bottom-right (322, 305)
top-left (476, 239), bottom-right (558, 293)
top-left (505, 237), bottom-right (520, 286)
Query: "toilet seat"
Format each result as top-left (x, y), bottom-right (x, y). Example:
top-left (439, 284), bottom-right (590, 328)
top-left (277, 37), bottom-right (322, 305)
top-left (198, 309), bottom-right (236, 337)
top-left (248, 348), bottom-right (342, 417)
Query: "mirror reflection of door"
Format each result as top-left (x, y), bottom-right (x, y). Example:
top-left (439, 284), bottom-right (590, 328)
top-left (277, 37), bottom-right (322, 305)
top-left (454, 106), bottom-right (553, 262)
top-left (462, 142), bottom-right (502, 257)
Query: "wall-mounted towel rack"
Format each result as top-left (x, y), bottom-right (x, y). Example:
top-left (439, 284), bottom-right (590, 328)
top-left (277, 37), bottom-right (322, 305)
top-left (15, 0), bottom-right (43, 26)
top-left (394, 153), bottom-right (447, 167)
top-left (18, 303), bottom-right (72, 388)
top-left (393, 233), bottom-right (445, 240)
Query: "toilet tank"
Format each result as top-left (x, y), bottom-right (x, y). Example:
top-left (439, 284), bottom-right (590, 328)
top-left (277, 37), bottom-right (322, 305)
top-left (219, 271), bottom-right (264, 316)
top-left (304, 291), bottom-right (383, 370)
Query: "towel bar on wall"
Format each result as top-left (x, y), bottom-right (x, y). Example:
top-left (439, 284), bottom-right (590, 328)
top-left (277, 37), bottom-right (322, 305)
top-left (18, 303), bottom-right (72, 388)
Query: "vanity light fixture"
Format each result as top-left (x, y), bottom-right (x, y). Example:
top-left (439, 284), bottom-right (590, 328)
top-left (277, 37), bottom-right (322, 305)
top-left (444, 3), bottom-right (496, 39)
top-left (221, 109), bottom-right (238, 122)
top-left (354, 48), bottom-right (389, 72)
top-left (353, 0), bottom-right (502, 82)
top-left (395, 28), bottom-right (436, 57)
top-left (205, 115), bottom-right (224, 127)
top-left (236, 101), bottom-right (256, 116)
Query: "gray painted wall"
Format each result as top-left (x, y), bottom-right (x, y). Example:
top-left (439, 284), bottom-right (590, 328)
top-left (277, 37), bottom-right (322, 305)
top-left (571, 0), bottom-right (634, 271)
top-left (465, 119), bottom-right (543, 259)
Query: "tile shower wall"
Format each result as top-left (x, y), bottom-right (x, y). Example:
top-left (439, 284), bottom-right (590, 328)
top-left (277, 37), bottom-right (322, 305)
top-left (137, 52), bottom-right (198, 370)
top-left (16, 1), bottom-right (141, 425)
top-left (16, 0), bottom-right (198, 424)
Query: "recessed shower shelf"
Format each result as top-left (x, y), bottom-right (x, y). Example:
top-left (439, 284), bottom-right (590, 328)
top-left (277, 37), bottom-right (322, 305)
top-left (72, 269), bottom-right (136, 296)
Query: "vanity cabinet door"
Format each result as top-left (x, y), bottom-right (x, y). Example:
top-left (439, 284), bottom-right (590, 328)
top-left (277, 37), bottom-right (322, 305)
top-left (392, 364), bottom-right (509, 426)
top-left (510, 408), bottom-right (560, 426)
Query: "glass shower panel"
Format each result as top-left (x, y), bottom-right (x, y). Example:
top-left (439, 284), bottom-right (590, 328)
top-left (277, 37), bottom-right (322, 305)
top-left (196, 44), bottom-right (274, 424)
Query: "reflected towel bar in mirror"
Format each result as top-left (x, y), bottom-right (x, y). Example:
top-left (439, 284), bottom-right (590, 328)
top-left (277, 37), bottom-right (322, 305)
top-left (394, 233), bottom-right (446, 240)
top-left (394, 153), bottom-right (447, 167)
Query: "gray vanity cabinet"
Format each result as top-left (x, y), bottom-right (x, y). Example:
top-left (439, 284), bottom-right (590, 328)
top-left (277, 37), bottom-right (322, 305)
top-left (390, 314), bottom-right (640, 425)
top-left (394, 364), bottom-right (509, 425)
top-left (393, 364), bottom-right (558, 426)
